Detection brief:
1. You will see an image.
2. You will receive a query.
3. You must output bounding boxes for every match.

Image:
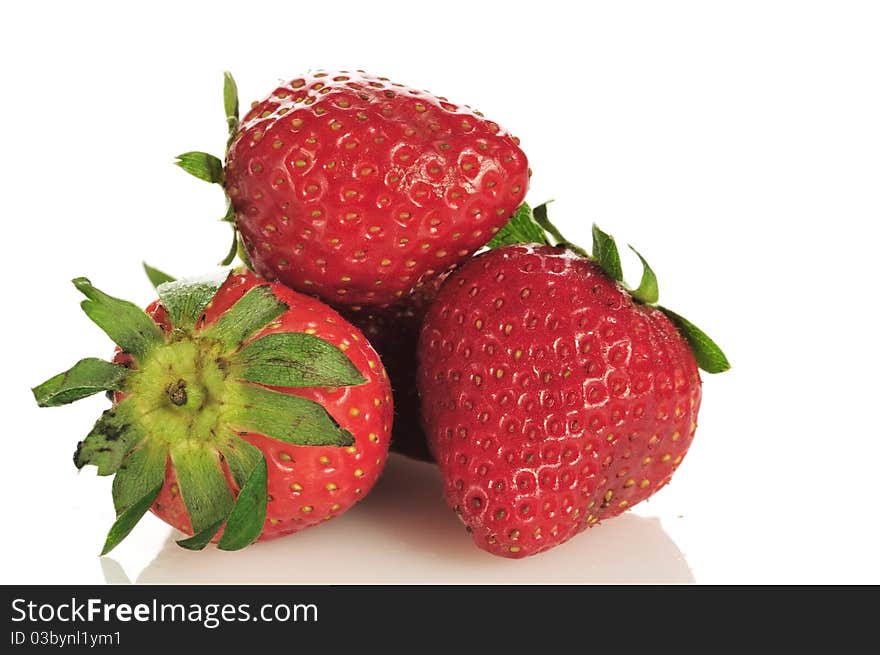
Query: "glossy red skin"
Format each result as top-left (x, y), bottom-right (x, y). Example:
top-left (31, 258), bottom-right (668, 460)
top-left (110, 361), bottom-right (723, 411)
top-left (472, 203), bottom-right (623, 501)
top-left (418, 245), bottom-right (702, 558)
top-left (225, 70), bottom-right (529, 307)
top-left (341, 274), bottom-right (446, 462)
top-left (114, 271), bottom-right (393, 541)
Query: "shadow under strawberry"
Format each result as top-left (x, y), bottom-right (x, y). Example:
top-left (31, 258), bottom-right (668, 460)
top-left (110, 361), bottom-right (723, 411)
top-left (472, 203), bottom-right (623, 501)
top-left (341, 276), bottom-right (447, 463)
top-left (125, 454), bottom-right (695, 584)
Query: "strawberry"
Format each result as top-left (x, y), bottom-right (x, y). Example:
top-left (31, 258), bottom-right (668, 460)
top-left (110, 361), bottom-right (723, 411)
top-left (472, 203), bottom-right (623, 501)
top-left (33, 270), bottom-right (392, 553)
top-left (176, 71), bottom-right (529, 307)
top-left (341, 274), bottom-right (446, 462)
top-left (417, 204), bottom-right (729, 558)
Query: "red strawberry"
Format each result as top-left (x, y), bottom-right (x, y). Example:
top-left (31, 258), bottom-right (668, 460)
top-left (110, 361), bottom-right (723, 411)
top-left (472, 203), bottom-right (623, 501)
top-left (341, 274), bottom-right (446, 462)
top-left (417, 205), bottom-right (729, 557)
top-left (177, 71), bottom-right (529, 306)
top-left (33, 270), bottom-right (392, 553)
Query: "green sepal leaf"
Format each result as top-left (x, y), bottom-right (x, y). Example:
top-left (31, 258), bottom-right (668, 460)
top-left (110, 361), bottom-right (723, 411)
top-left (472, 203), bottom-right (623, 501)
top-left (591, 224), bottom-right (623, 282)
top-left (176, 437), bottom-right (267, 551)
top-left (175, 151), bottom-right (224, 184)
top-left (224, 71), bottom-right (239, 137)
top-left (531, 202), bottom-right (561, 243)
top-left (100, 483), bottom-right (162, 556)
top-left (100, 431), bottom-right (164, 555)
top-left (75, 399), bottom-right (148, 476)
top-left (221, 199), bottom-right (236, 223)
top-left (219, 434), bottom-right (263, 489)
top-left (156, 273), bottom-right (227, 331)
top-left (218, 456), bottom-right (268, 551)
top-left (112, 440), bottom-right (169, 514)
top-left (628, 245), bottom-right (659, 304)
top-left (219, 200), bottom-right (239, 266)
top-left (237, 239), bottom-right (254, 271)
top-left (143, 262), bottom-right (176, 289)
top-left (530, 203), bottom-right (590, 258)
top-left (170, 444), bottom-right (235, 534)
top-left (659, 307), bottom-right (731, 374)
top-left (220, 228), bottom-right (239, 266)
top-left (32, 358), bottom-right (129, 407)
top-left (177, 519), bottom-right (224, 551)
top-left (73, 278), bottom-right (165, 363)
top-left (202, 285), bottom-right (287, 348)
top-left (487, 203), bottom-right (549, 248)
top-left (234, 332), bottom-right (366, 388)
top-left (227, 383), bottom-right (354, 447)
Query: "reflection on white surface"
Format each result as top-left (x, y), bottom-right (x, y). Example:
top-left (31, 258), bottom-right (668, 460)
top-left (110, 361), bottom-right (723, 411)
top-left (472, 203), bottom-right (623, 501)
top-left (102, 455), bottom-right (693, 584)
top-left (100, 557), bottom-right (132, 585)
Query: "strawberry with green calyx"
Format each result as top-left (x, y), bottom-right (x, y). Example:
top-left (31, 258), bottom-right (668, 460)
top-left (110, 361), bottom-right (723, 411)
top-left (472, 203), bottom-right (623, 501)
top-left (176, 71), bottom-right (529, 306)
top-left (34, 271), bottom-right (392, 553)
top-left (417, 205), bottom-right (728, 558)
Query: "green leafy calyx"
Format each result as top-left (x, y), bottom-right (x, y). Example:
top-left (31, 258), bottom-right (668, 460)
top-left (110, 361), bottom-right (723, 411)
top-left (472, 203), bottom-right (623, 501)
top-left (178, 71), bottom-right (251, 269)
top-left (487, 203), bottom-right (549, 248)
top-left (33, 274), bottom-right (367, 553)
top-left (33, 358), bottom-right (129, 407)
top-left (175, 152), bottom-right (224, 184)
top-left (143, 262), bottom-right (176, 288)
top-left (488, 204), bottom-right (730, 374)
top-left (224, 71), bottom-right (239, 140)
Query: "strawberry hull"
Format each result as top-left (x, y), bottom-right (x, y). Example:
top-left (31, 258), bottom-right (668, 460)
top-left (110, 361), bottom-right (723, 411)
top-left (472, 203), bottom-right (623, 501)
top-left (418, 245), bottom-right (702, 557)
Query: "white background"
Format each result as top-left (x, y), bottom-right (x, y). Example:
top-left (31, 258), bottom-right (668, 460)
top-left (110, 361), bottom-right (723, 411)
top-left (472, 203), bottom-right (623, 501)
top-left (1, 0), bottom-right (878, 584)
